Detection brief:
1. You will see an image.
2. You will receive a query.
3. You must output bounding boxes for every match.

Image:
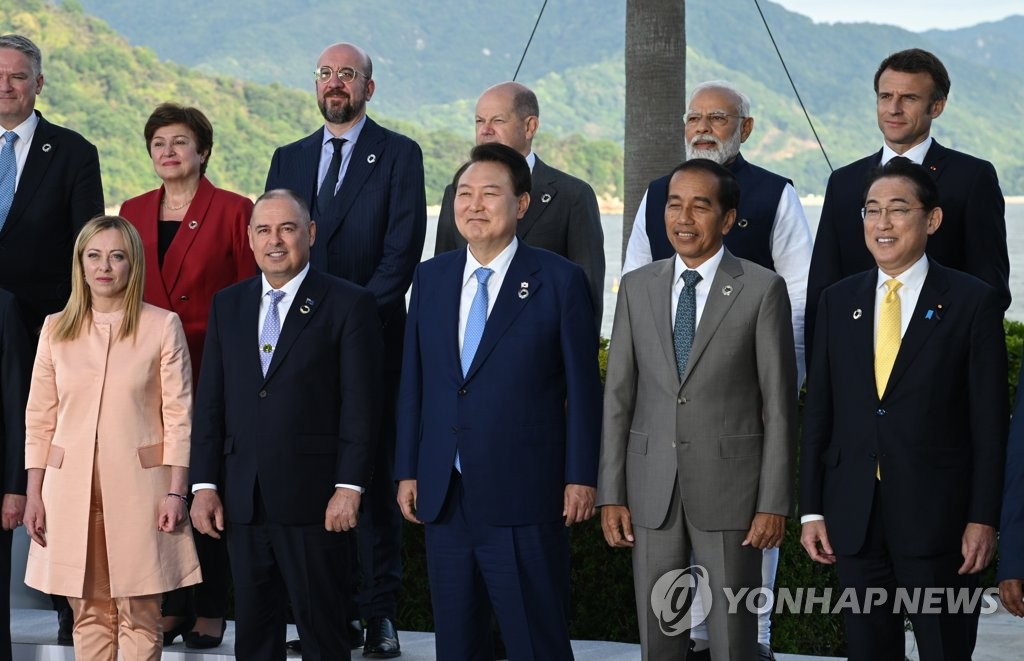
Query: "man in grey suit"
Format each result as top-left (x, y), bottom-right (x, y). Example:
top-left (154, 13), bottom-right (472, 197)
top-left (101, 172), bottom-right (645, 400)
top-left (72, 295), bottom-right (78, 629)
top-left (433, 81), bottom-right (605, 329)
top-left (598, 159), bottom-right (797, 661)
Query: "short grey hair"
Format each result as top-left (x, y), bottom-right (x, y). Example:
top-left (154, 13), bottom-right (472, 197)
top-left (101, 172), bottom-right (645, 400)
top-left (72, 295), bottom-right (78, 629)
top-left (0, 34), bottom-right (43, 77)
top-left (688, 80), bottom-right (751, 117)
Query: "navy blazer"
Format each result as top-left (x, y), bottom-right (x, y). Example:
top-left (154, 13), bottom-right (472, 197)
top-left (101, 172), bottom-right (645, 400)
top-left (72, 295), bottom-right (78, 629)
top-left (805, 141), bottom-right (1009, 357)
top-left (801, 261), bottom-right (1007, 557)
top-left (999, 363), bottom-right (1024, 581)
top-left (0, 289), bottom-right (31, 495)
top-left (395, 242), bottom-right (603, 526)
top-left (0, 112), bottom-right (104, 332)
top-left (191, 269), bottom-right (383, 526)
top-left (265, 117), bottom-right (426, 370)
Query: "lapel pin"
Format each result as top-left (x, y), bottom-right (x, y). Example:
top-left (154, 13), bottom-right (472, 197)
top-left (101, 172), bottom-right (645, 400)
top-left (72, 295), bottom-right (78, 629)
top-left (929, 165), bottom-right (937, 171)
top-left (721, 285), bottom-right (733, 296)
top-left (367, 154), bottom-right (377, 164)
top-left (737, 219), bottom-right (749, 228)
top-left (299, 297), bottom-right (314, 314)
top-left (541, 193), bottom-right (551, 203)
top-left (519, 282), bottom-right (530, 299)
top-left (188, 220), bottom-right (199, 230)
top-left (41, 143), bottom-right (52, 152)
top-left (853, 309), bottom-right (862, 320)
top-left (261, 343), bottom-right (273, 354)
top-left (926, 310), bottom-right (934, 320)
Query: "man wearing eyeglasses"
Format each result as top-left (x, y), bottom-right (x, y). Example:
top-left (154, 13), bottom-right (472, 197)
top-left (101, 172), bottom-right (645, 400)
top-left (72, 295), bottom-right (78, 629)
top-left (800, 157), bottom-right (1006, 660)
top-left (622, 79), bottom-right (811, 661)
top-left (265, 41), bottom-right (426, 659)
top-left (805, 48), bottom-right (1009, 360)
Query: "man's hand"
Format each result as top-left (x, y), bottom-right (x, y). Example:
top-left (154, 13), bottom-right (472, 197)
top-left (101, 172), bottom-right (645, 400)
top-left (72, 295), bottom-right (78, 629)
top-left (601, 505), bottom-right (635, 548)
top-left (999, 579), bottom-right (1024, 617)
top-left (563, 484), bottom-right (596, 526)
top-left (959, 522), bottom-right (996, 574)
top-left (1, 493), bottom-right (26, 531)
top-left (743, 512), bottom-right (785, 549)
top-left (325, 488), bottom-right (360, 532)
top-left (190, 489), bottom-right (225, 539)
top-left (800, 519), bottom-right (836, 565)
top-left (22, 495), bottom-right (46, 547)
top-left (397, 479), bottom-right (420, 524)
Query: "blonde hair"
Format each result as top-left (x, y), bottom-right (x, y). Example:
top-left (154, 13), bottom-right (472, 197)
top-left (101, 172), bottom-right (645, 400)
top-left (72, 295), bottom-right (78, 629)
top-left (53, 216), bottom-right (146, 342)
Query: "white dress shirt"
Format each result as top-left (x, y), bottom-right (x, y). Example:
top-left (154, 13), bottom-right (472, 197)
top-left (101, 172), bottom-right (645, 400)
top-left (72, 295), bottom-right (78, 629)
top-left (1, 111), bottom-right (39, 189)
top-left (459, 237), bottom-right (519, 350)
top-left (881, 136), bottom-right (932, 166)
top-left (671, 246), bottom-right (725, 330)
top-left (317, 115), bottom-right (367, 196)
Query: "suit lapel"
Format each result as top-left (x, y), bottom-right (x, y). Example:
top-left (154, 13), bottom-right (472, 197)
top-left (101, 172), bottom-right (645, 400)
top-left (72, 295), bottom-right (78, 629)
top-left (263, 270), bottom-right (327, 382)
top-left (299, 130), bottom-right (323, 206)
top-left (323, 117), bottom-right (385, 244)
top-left (645, 259), bottom-right (678, 375)
top-left (429, 252), bottom-right (467, 382)
top-left (922, 140), bottom-right (948, 183)
top-left (516, 157), bottom-right (556, 240)
top-left (238, 279), bottom-right (264, 381)
top-left (463, 244), bottom-right (541, 382)
top-left (882, 262), bottom-right (949, 398)
top-left (848, 271), bottom-right (879, 397)
top-left (161, 176), bottom-right (216, 293)
top-left (681, 251), bottom-right (743, 386)
top-left (3, 112), bottom-right (55, 237)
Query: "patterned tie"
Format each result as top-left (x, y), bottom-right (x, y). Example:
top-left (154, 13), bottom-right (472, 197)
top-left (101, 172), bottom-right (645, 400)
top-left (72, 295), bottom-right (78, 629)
top-left (315, 137), bottom-right (346, 217)
top-left (259, 290), bottom-right (286, 376)
top-left (673, 270), bottom-right (702, 380)
top-left (875, 279), bottom-right (903, 398)
top-left (0, 131), bottom-right (18, 231)
top-left (456, 267), bottom-right (492, 473)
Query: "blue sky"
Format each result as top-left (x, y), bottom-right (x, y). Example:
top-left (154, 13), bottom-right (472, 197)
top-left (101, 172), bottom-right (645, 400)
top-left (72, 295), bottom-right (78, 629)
top-left (772, 0), bottom-right (1022, 31)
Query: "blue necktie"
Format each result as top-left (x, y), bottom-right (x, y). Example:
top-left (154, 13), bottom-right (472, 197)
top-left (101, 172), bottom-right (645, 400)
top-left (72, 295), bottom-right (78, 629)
top-left (456, 267), bottom-right (492, 473)
top-left (259, 290), bottom-right (286, 376)
top-left (673, 270), bottom-right (702, 380)
top-left (0, 131), bottom-right (18, 231)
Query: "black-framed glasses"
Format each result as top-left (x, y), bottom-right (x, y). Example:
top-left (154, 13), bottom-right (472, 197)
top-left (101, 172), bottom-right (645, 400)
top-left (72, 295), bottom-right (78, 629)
top-left (314, 66), bottom-right (368, 84)
top-left (684, 112), bottom-right (744, 128)
top-left (861, 206), bottom-right (925, 221)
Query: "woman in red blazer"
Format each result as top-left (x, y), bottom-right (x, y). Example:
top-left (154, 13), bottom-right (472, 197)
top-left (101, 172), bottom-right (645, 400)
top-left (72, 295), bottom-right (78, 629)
top-left (120, 103), bottom-right (255, 649)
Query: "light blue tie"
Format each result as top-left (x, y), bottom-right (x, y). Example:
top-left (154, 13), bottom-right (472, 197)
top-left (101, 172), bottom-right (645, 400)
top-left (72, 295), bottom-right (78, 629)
top-left (0, 131), bottom-right (18, 231)
top-left (259, 290), bottom-right (286, 376)
top-left (456, 267), bottom-right (493, 472)
top-left (673, 270), bottom-right (702, 380)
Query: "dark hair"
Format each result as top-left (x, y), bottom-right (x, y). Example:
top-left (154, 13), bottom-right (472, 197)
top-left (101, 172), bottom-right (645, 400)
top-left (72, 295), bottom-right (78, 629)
top-left (0, 34), bottom-right (42, 77)
top-left (873, 48), bottom-right (950, 104)
top-left (670, 158), bottom-right (741, 211)
top-left (144, 103), bottom-right (214, 175)
top-left (862, 156), bottom-right (939, 211)
top-left (452, 143), bottom-right (532, 196)
top-left (254, 189), bottom-right (312, 224)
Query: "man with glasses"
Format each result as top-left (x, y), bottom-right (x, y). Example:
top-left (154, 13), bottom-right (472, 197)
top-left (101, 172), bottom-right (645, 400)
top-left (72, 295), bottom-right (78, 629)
top-left (800, 157), bottom-right (1006, 660)
top-left (622, 79), bottom-right (811, 661)
top-left (265, 41), bottom-right (426, 659)
top-left (805, 48), bottom-right (1009, 359)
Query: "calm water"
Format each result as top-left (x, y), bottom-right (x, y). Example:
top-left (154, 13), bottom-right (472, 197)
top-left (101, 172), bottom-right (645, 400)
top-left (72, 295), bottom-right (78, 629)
top-left (425, 204), bottom-right (1024, 338)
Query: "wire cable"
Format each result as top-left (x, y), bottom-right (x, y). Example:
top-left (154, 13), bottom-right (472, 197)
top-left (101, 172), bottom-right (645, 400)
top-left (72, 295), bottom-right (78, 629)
top-left (513, 0), bottom-right (549, 80)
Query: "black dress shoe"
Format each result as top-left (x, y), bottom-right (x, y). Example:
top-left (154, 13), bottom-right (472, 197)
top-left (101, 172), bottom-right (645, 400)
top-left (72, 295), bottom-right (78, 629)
top-left (362, 616), bottom-right (400, 658)
top-left (57, 605), bottom-right (74, 646)
top-left (185, 619), bottom-right (227, 649)
top-left (687, 640), bottom-right (711, 661)
top-left (286, 620), bottom-right (363, 654)
top-left (162, 615), bottom-right (196, 646)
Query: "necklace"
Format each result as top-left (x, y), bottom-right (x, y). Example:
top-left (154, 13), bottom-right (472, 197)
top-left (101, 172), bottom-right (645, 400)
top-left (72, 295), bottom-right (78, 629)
top-left (162, 195), bottom-right (193, 211)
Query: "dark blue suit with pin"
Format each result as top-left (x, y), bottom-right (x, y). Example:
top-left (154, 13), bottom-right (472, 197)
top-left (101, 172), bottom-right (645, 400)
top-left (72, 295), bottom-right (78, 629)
top-left (395, 241), bottom-right (602, 660)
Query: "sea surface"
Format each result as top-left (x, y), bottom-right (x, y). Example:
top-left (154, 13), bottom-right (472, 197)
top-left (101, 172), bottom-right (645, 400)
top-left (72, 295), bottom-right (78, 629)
top-left (424, 204), bottom-right (1024, 338)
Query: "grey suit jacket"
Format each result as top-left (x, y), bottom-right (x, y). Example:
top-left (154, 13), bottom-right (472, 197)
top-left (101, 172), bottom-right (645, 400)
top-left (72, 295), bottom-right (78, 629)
top-left (434, 155), bottom-right (605, 329)
top-left (597, 250), bottom-right (797, 531)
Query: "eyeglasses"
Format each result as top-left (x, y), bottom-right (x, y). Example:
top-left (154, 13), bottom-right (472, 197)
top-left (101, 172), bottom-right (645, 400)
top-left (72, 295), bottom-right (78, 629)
top-left (860, 206), bottom-right (925, 221)
top-left (314, 66), bottom-right (368, 84)
top-left (684, 112), bottom-right (744, 128)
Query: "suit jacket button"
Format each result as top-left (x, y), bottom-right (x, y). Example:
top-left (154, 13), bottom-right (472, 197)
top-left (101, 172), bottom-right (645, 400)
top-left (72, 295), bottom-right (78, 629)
top-left (876, 408), bottom-right (886, 416)
top-left (678, 396), bottom-right (687, 405)
top-left (259, 390), bottom-right (268, 398)
top-left (458, 388), bottom-right (467, 396)
top-left (671, 442), bottom-right (677, 448)
top-left (451, 425), bottom-right (459, 432)
top-left (179, 295), bottom-right (189, 301)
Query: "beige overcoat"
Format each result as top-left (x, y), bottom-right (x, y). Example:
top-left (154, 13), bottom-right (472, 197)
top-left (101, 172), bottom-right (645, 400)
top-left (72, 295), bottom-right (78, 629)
top-left (24, 304), bottom-right (201, 598)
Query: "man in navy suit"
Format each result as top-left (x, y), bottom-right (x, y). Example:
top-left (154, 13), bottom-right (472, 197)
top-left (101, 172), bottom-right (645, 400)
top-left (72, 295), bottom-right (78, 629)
top-left (800, 159), bottom-right (1006, 660)
top-left (999, 363), bottom-right (1024, 618)
top-left (190, 190), bottom-right (382, 661)
top-left (805, 48), bottom-right (1009, 358)
top-left (395, 143), bottom-right (602, 661)
top-left (265, 41), bottom-right (425, 656)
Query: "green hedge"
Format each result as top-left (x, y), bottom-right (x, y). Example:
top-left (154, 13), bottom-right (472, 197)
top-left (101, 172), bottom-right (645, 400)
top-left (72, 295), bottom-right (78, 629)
top-left (397, 320), bottom-right (1024, 655)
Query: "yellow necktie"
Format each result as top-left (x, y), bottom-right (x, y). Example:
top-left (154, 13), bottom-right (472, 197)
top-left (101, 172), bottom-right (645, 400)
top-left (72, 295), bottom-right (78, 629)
top-left (874, 279), bottom-right (902, 480)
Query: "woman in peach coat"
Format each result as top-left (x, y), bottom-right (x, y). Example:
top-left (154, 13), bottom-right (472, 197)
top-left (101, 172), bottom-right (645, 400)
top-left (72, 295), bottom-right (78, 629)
top-left (22, 216), bottom-right (200, 660)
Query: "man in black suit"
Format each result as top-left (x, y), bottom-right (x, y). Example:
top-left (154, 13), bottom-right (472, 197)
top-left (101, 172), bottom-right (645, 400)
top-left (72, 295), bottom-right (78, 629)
top-left (434, 81), bottom-right (605, 330)
top-left (800, 158), bottom-right (1007, 660)
top-left (805, 48), bottom-right (1008, 357)
top-left (265, 43), bottom-right (424, 656)
top-left (0, 289), bottom-right (31, 661)
top-left (190, 189), bottom-right (382, 660)
top-left (0, 33), bottom-right (103, 646)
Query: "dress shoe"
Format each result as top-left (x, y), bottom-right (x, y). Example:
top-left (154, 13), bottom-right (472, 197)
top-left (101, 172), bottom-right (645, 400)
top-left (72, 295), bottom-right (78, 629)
top-left (757, 643), bottom-right (777, 660)
top-left (362, 616), bottom-right (400, 658)
top-left (286, 620), bottom-right (363, 654)
top-left (185, 618), bottom-right (227, 649)
top-left (162, 615), bottom-right (196, 646)
top-left (687, 640), bottom-right (711, 660)
top-left (56, 605), bottom-right (74, 646)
